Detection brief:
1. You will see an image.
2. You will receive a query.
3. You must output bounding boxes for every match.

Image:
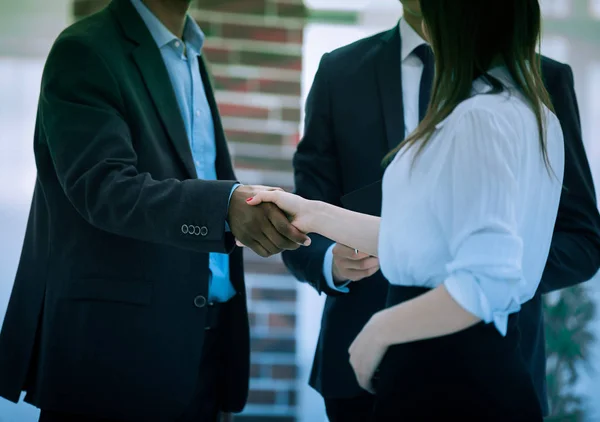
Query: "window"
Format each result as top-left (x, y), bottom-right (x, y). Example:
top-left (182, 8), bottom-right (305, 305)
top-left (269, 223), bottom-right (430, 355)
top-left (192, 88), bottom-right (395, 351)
top-left (591, 0), bottom-right (600, 18)
top-left (541, 0), bottom-right (571, 18)
top-left (540, 36), bottom-right (570, 64)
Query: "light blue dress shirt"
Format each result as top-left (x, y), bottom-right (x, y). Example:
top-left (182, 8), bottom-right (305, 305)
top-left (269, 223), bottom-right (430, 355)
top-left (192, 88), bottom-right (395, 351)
top-left (132, 0), bottom-right (236, 303)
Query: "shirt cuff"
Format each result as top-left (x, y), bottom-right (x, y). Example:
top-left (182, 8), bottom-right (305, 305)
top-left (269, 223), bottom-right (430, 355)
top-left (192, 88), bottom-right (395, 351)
top-left (323, 243), bottom-right (351, 293)
top-left (444, 272), bottom-right (519, 337)
top-left (225, 184), bottom-right (241, 232)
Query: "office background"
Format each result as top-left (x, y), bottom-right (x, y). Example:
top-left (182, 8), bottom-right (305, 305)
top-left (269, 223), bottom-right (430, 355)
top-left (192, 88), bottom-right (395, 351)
top-left (0, 0), bottom-right (598, 420)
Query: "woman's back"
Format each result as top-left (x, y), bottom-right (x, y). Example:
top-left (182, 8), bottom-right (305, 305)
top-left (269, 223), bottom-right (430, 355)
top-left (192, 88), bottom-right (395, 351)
top-left (379, 67), bottom-right (565, 335)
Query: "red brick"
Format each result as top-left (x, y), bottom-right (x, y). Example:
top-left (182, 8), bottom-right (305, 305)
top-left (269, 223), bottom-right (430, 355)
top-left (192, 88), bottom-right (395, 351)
top-left (203, 46), bottom-right (232, 65)
top-left (268, 314), bottom-right (296, 330)
top-left (247, 389), bottom-right (277, 405)
top-left (221, 23), bottom-right (292, 43)
top-left (233, 157), bottom-right (294, 173)
top-left (248, 312), bottom-right (258, 327)
top-left (238, 51), bottom-right (302, 71)
top-left (258, 79), bottom-right (301, 96)
top-left (219, 103), bottom-right (270, 119)
top-left (213, 75), bottom-right (251, 92)
top-left (250, 363), bottom-right (262, 378)
top-left (251, 287), bottom-right (296, 302)
top-left (73, 0), bottom-right (110, 18)
top-left (198, 0), bottom-right (268, 15)
top-left (275, 2), bottom-right (306, 18)
top-left (225, 130), bottom-right (285, 145)
top-left (281, 107), bottom-right (301, 122)
top-left (272, 364), bottom-right (297, 380)
top-left (251, 337), bottom-right (295, 353)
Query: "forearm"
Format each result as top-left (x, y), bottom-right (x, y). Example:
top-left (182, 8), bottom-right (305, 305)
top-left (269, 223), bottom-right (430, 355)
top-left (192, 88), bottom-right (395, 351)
top-left (64, 167), bottom-right (237, 254)
top-left (377, 285), bottom-right (481, 346)
top-left (309, 201), bottom-right (380, 257)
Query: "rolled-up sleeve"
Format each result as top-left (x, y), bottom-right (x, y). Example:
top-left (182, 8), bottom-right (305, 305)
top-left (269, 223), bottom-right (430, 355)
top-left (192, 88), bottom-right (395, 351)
top-left (429, 107), bottom-right (526, 336)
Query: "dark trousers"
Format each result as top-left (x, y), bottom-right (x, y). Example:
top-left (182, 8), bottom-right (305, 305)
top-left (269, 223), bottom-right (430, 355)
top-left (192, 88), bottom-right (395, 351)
top-left (39, 305), bottom-right (225, 422)
top-left (324, 394), bottom-right (375, 422)
top-left (372, 286), bottom-right (543, 422)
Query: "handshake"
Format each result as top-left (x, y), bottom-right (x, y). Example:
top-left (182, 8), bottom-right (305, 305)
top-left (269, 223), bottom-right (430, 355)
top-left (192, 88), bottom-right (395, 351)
top-left (227, 185), bottom-right (313, 258)
top-left (228, 185), bottom-right (380, 285)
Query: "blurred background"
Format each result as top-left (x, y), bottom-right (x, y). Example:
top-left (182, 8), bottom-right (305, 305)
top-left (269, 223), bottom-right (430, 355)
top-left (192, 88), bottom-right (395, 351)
top-left (0, 0), bottom-right (599, 421)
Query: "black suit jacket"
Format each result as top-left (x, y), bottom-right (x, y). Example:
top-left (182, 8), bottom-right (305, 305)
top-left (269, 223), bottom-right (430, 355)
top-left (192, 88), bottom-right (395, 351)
top-left (0, 0), bottom-right (249, 420)
top-left (282, 25), bottom-right (600, 414)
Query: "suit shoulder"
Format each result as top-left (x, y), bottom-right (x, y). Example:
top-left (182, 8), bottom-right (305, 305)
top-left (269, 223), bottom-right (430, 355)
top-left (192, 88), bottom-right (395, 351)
top-left (52, 8), bottom-right (120, 56)
top-left (324, 29), bottom-right (390, 66)
top-left (541, 55), bottom-right (572, 79)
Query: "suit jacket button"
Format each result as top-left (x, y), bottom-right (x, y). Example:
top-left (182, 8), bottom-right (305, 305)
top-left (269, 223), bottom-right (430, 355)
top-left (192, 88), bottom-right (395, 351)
top-left (200, 226), bottom-right (208, 236)
top-left (194, 225), bottom-right (201, 236)
top-left (194, 295), bottom-right (207, 308)
top-left (181, 224), bottom-right (189, 234)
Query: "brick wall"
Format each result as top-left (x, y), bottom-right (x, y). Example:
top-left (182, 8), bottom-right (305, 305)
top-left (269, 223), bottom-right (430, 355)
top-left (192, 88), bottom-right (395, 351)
top-left (72, 1), bottom-right (306, 421)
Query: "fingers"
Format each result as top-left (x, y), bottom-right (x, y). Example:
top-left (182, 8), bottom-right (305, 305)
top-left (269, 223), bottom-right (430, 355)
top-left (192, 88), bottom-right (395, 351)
top-left (333, 243), bottom-right (370, 260)
top-left (264, 204), bottom-right (311, 247)
top-left (246, 191), bottom-right (277, 206)
top-left (335, 265), bottom-right (380, 282)
top-left (243, 238), bottom-right (271, 258)
top-left (261, 220), bottom-right (301, 251)
top-left (250, 232), bottom-right (281, 257)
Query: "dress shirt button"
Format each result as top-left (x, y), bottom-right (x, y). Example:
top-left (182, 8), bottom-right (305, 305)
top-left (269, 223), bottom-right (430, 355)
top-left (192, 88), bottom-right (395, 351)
top-left (181, 224), bottom-right (189, 234)
top-left (200, 226), bottom-right (208, 237)
top-left (174, 41), bottom-right (181, 48)
top-left (195, 110), bottom-right (201, 117)
top-left (194, 295), bottom-right (207, 308)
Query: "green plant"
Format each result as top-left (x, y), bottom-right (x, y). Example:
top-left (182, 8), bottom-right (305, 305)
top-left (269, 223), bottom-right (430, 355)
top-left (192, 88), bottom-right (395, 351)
top-left (544, 284), bottom-right (597, 421)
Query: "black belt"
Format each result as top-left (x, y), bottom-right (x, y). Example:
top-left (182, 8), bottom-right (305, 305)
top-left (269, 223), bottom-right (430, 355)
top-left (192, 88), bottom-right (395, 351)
top-left (204, 302), bottom-right (222, 331)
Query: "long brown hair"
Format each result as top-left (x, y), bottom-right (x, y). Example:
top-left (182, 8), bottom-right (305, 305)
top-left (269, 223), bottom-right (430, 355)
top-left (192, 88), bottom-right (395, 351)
top-left (384, 0), bottom-right (554, 168)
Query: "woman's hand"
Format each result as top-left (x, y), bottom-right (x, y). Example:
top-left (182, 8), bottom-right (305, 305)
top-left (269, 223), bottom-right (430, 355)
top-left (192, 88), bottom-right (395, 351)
top-left (246, 191), bottom-right (317, 234)
top-left (349, 310), bottom-right (391, 394)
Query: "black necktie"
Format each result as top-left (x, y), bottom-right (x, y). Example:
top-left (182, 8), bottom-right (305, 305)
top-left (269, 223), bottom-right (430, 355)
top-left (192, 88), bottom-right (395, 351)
top-left (413, 44), bottom-right (434, 121)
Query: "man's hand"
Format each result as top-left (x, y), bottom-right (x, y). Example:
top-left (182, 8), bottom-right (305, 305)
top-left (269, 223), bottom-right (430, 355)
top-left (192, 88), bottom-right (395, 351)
top-left (332, 244), bottom-right (380, 283)
top-left (228, 185), bottom-right (311, 257)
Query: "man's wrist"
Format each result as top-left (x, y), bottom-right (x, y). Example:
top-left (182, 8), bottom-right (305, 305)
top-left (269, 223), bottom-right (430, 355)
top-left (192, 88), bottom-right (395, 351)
top-left (225, 184), bottom-right (242, 230)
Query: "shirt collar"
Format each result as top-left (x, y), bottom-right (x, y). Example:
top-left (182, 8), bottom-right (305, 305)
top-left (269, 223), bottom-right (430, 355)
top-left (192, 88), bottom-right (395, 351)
top-left (399, 18), bottom-right (427, 62)
top-left (130, 0), bottom-right (205, 53)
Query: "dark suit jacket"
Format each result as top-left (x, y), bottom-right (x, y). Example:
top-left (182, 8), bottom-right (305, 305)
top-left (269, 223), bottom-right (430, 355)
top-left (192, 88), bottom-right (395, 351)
top-left (282, 25), bottom-right (600, 415)
top-left (0, 0), bottom-right (249, 420)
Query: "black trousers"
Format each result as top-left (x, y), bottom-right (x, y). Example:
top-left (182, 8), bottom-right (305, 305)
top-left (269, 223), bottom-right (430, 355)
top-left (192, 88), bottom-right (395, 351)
top-left (324, 393), bottom-right (375, 422)
top-left (39, 305), bottom-right (225, 422)
top-left (372, 286), bottom-right (543, 421)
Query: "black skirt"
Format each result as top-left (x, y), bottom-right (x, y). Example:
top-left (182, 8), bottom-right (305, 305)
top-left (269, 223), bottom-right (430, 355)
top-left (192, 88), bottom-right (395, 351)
top-left (371, 285), bottom-right (543, 421)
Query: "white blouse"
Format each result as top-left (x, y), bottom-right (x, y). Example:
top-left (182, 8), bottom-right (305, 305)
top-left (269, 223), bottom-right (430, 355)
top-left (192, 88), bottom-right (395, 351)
top-left (378, 67), bottom-right (565, 336)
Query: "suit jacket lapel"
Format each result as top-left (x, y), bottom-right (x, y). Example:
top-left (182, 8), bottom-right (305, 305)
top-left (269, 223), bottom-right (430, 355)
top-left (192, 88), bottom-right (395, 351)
top-left (376, 26), bottom-right (406, 152)
top-left (110, 0), bottom-right (197, 179)
top-left (199, 57), bottom-right (236, 181)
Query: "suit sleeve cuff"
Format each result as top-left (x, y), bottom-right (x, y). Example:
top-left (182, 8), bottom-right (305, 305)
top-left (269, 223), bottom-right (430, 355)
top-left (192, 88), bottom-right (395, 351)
top-left (323, 243), bottom-right (351, 293)
top-left (225, 184), bottom-right (241, 232)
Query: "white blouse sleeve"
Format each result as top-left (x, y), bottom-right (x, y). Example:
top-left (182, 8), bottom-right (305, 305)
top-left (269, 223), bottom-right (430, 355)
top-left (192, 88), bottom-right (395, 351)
top-left (429, 107), bottom-right (525, 336)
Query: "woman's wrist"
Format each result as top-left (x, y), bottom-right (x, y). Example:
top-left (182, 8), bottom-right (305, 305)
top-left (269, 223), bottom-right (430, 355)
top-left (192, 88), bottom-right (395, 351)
top-left (306, 200), bottom-right (330, 234)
